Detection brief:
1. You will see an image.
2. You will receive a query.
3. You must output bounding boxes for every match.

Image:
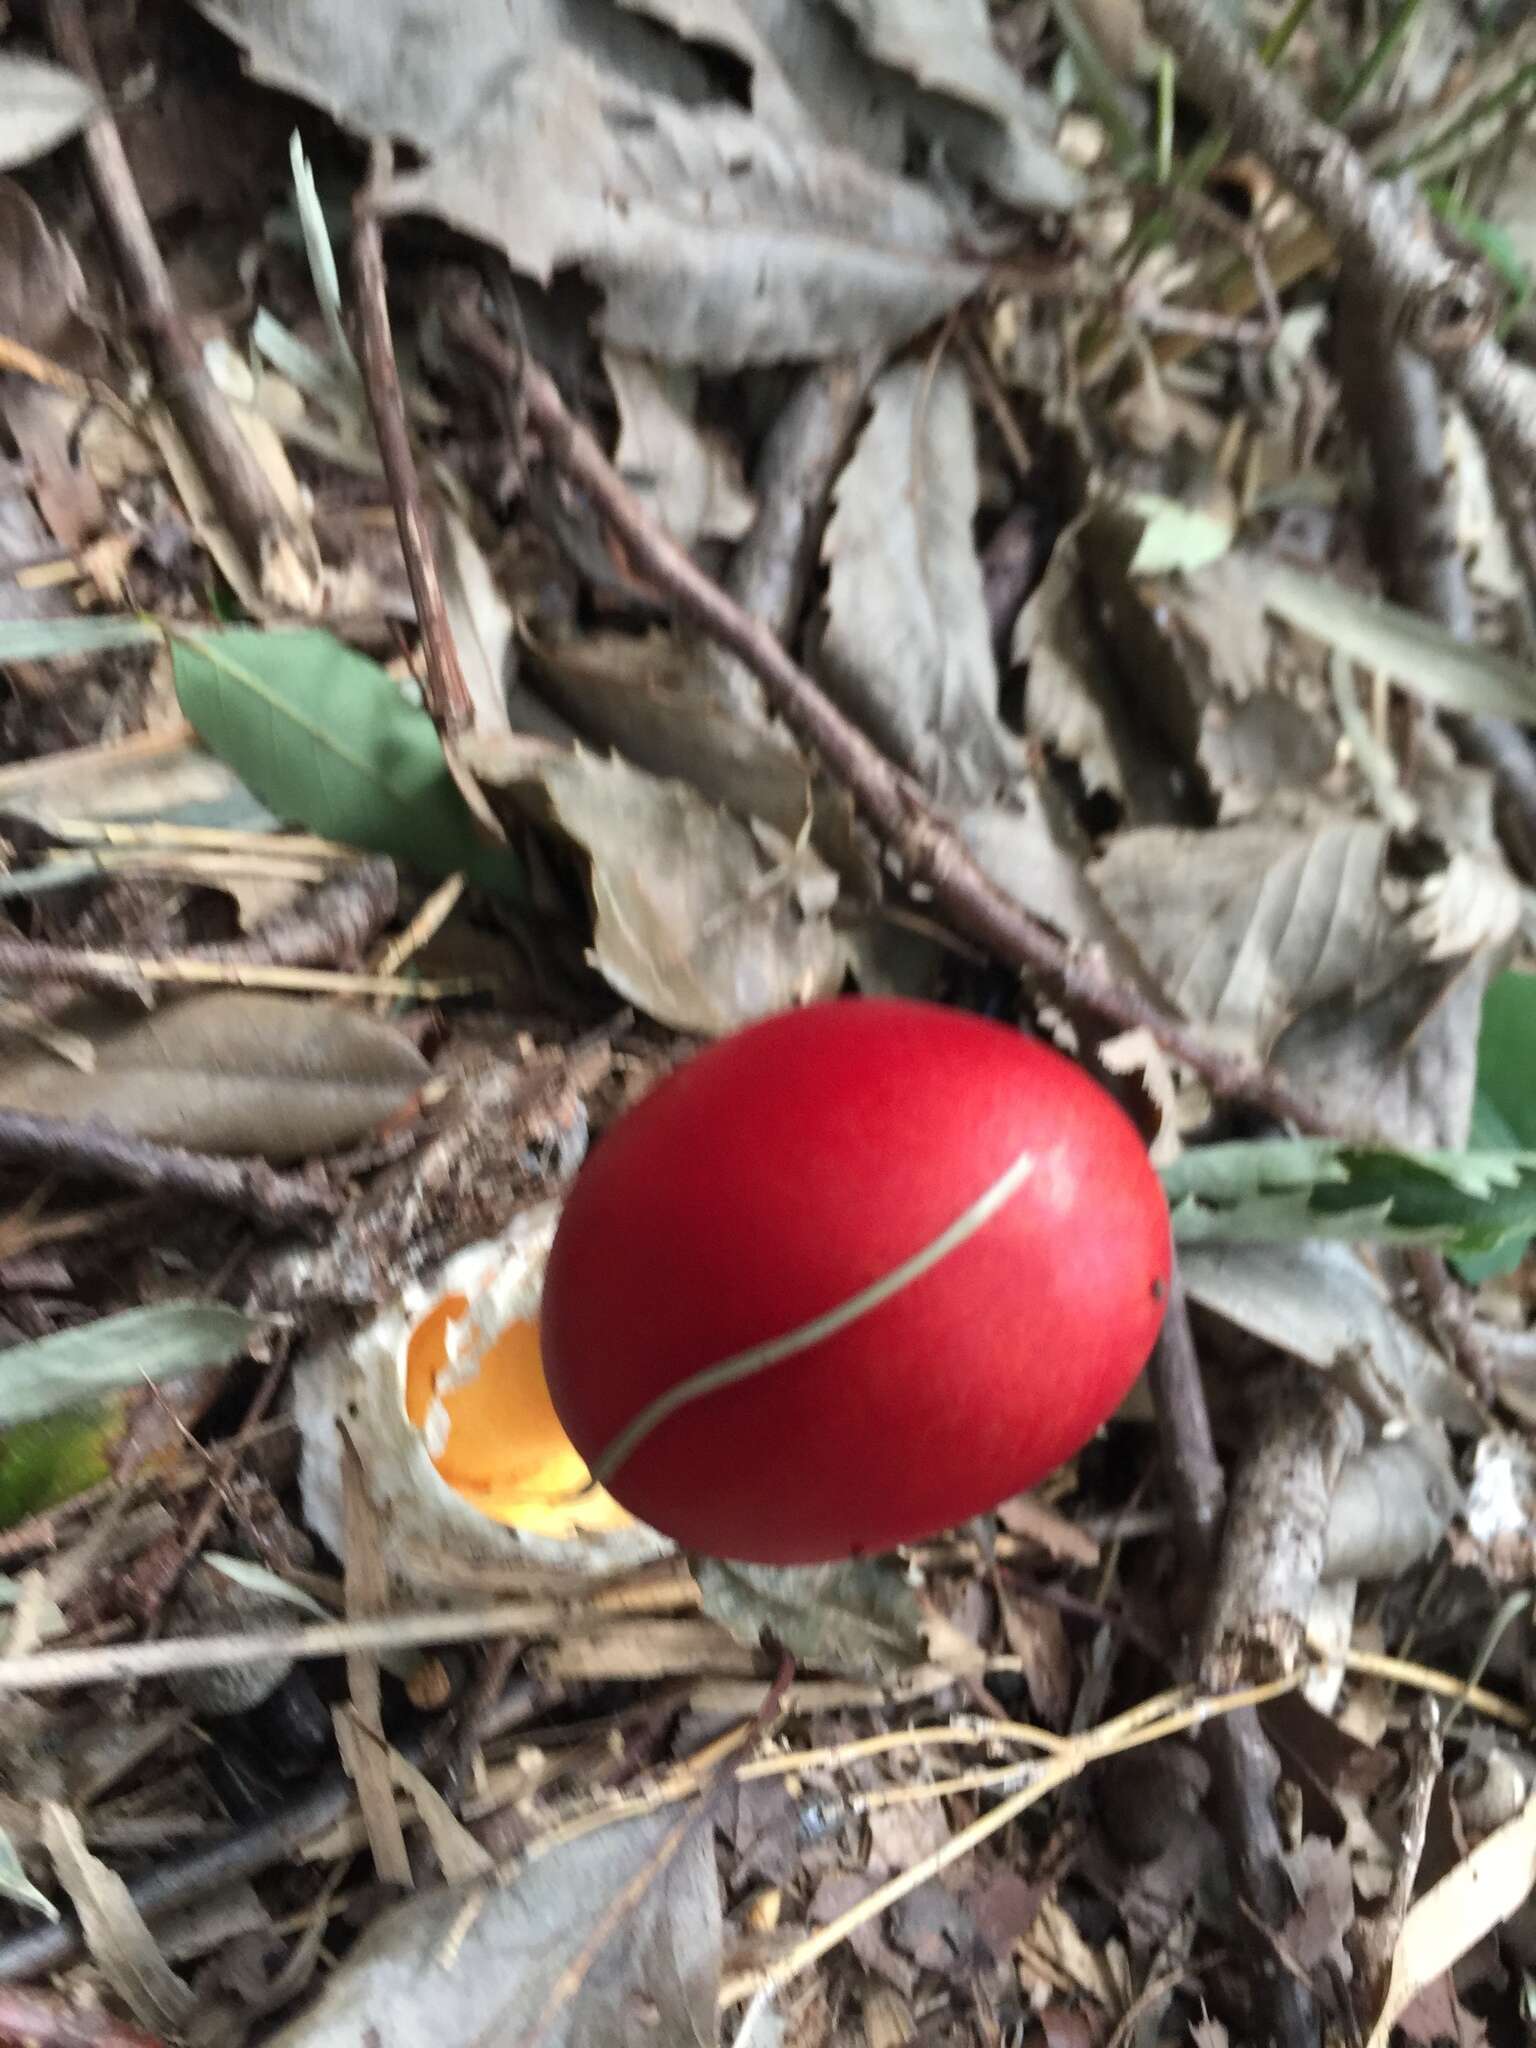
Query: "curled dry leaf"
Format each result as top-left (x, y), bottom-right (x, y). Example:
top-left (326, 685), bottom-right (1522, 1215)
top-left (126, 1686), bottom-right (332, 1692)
top-left (694, 1557), bottom-right (929, 1681)
top-left (822, 362), bottom-right (1137, 971)
top-left (1092, 817), bottom-right (1519, 1144)
top-left (40, 1802), bottom-right (194, 2033)
top-left (527, 628), bottom-right (817, 848)
top-left (0, 178), bottom-right (89, 359)
top-left (434, 504), bottom-right (516, 739)
top-left (198, 0), bottom-right (983, 367)
top-left (604, 349), bottom-right (756, 550)
top-left (265, 1805), bottom-right (720, 2048)
top-left (1364, 1793), bottom-right (1536, 2048)
top-left (1324, 1432), bottom-right (1462, 1584)
top-left (822, 359), bottom-right (1014, 806)
top-left (1013, 524), bottom-right (1126, 803)
top-left (0, 724), bottom-right (276, 842)
top-left (1179, 1239), bottom-right (1483, 1432)
top-left (0, 54), bottom-right (97, 172)
top-left (536, 747), bottom-right (846, 1035)
top-left (0, 990), bottom-right (429, 1162)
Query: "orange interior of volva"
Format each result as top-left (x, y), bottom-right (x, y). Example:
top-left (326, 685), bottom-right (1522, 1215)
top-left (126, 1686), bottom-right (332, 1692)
top-left (404, 1295), bottom-right (630, 1535)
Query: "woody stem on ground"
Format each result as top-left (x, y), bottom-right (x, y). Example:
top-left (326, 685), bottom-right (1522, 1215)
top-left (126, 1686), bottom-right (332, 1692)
top-left (1150, 1268), bottom-right (1322, 2048)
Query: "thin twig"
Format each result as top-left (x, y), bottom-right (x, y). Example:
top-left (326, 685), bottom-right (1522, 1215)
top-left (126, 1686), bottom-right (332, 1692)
top-left (1148, 1268), bottom-right (1227, 1575)
top-left (0, 948), bottom-right (487, 1001)
top-left (352, 145), bottom-right (474, 732)
top-left (0, 852), bottom-right (398, 1000)
top-left (42, 0), bottom-right (304, 588)
top-left (0, 1577), bottom-right (698, 1696)
top-left (1143, 0), bottom-right (1536, 477)
top-left (448, 292), bottom-right (1334, 1136)
top-left (0, 1111), bottom-right (337, 1226)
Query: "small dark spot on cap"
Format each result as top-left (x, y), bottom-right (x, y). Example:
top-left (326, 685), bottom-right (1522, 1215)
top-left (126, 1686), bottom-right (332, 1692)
top-left (1151, 1276), bottom-right (1168, 1300)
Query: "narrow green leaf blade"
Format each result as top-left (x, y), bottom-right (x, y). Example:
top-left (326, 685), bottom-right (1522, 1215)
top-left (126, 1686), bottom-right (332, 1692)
top-left (1259, 561), bottom-right (1536, 722)
top-left (171, 628), bottom-right (523, 897)
top-left (0, 617), bottom-right (159, 661)
top-left (0, 1302), bottom-right (258, 1429)
top-left (0, 1823), bottom-right (57, 1921)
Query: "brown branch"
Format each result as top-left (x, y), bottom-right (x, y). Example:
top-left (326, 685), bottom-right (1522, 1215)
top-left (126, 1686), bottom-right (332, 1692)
top-left (1336, 270), bottom-right (1536, 883)
top-left (447, 292), bottom-right (1335, 1136)
top-left (1148, 1267), bottom-right (1226, 1577)
top-left (1200, 1373), bottom-right (1363, 1692)
top-left (0, 1986), bottom-right (165, 2048)
top-left (352, 146), bottom-right (475, 733)
top-left (1143, 0), bottom-right (1536, 478)
top-left (42, 0), bottom-right (302, 590)
top-left (0, 1111), bottom-right (338, 1226)
top-left (1149, 1270), bottom-right (1321, 2048)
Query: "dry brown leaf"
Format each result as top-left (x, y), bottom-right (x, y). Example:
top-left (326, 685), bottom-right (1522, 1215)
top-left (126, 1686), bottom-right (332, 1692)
top-left (2, 385), bottom-right (103, 554)
top-left (527, 629), bottom-right (817, 849)
top-left (822, 359), bottom-right (1014, 807)
top-left (540, 747), bottom-right (845, 1034)
top-left (1364, 1793), bottom-right (1536, 2048)
top-left (1013, 523), bottom-right (1126, 802)
top-left (1092, 817), bottom-right (1518, 1144)
top-left (0, 723), bottom-right (272, 836)
top-left (40, 1801), bottom-right (194, 2032)
top-left (537, 1618), bottom-right (759, 1682)
top-left (0, 990), bottom-right (429, 1161)
top-left (604, 349), bottom-right (755, 549)
top-left (1324, 1432), bottom-right (1461, 1583)
top-left (339, 1429), bottom-right (410, 1888)
top-left (265, 1805), bottom-right (720, 2048)
top-left (389, 1749), bottom-right (494, 1884)
top-left (0, 177), bottom-right (89, 359)
top-left (694, 1558), bottom-right (929, 1681)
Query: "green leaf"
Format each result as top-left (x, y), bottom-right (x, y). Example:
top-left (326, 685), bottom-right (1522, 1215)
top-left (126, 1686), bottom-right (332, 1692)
top-left (203, 1552), bottom-right (331, 1617)
top-left (1126, 492), bottom-right (1237, 577)
top-left (1259, 561), bottom-right (1536, 723)
top-left (1457, 972), bottom-right (1536, 1282)
top-left (0, 1405), bottom-right (121, 1528)
top-left (170, 628), bottom-right (523, 897)
top-left (0, 1302), bottom-right (258, 1429)
top-left (1164, 1138), bottom-right (1536, 1260)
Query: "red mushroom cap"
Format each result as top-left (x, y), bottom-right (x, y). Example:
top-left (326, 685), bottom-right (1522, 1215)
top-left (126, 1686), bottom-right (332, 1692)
top-left (542, 998), bottom-right (1170, 1564)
